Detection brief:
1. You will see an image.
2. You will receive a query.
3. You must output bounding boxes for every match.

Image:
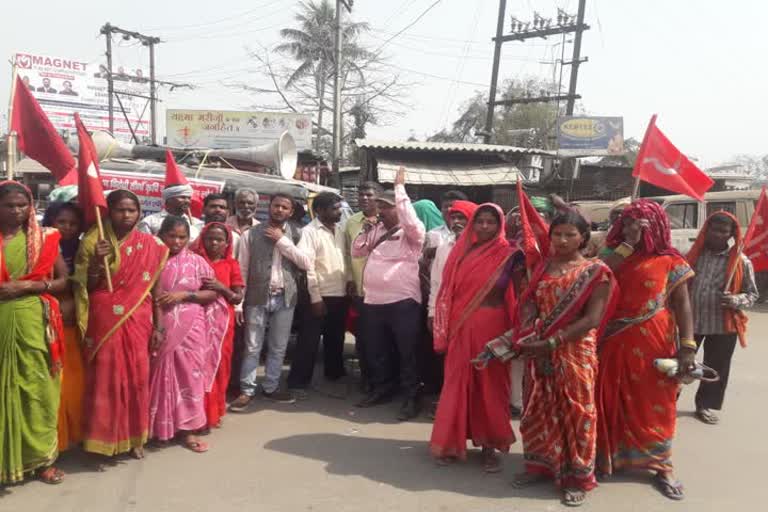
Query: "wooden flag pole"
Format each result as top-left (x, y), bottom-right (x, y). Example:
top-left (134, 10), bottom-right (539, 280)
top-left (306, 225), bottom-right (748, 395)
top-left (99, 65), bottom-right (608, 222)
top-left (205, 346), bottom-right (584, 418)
top-left (630, 114), bottom-right (658, 202)
top-left (723, 240), bottom-right (744, 292)
top-left (630, 176), bottom-right (641, 201)
top-left (6, 132), bottom-right (16, 180)
top-left (94, 206), bottom-right (114, 292)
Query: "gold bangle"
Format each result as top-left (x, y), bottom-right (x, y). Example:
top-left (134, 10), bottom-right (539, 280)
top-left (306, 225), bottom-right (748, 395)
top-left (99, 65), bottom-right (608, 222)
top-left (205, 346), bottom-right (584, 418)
top-left (679, 338), bottom-right (697, 350)
top-left (614, 242), bottom-right (635, 258)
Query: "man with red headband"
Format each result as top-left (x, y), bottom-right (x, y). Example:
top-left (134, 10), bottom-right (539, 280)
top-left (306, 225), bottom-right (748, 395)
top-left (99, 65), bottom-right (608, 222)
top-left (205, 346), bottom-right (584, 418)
top-left (687, 211), bottom-right (758, 425)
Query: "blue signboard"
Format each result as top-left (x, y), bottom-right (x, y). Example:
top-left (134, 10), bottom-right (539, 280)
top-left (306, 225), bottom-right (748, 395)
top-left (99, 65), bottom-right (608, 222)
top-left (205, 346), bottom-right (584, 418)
top-left (557, 116), bottom-right (624, 157)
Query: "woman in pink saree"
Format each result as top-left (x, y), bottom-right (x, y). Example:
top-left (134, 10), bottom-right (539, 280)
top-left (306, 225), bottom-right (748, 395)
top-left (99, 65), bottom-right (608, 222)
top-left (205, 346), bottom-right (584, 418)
top-left (149, 216), bottom-right (229, 452)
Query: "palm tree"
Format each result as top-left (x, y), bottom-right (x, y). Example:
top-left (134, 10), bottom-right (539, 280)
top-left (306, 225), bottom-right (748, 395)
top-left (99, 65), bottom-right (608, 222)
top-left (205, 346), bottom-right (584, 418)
top-left (276, 0), bottom-right (372, 151)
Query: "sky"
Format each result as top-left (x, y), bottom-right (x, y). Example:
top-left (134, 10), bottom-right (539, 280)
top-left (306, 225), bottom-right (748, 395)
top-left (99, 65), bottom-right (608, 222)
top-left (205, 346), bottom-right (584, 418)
top-left (2, 0), bottom-right (766, 167)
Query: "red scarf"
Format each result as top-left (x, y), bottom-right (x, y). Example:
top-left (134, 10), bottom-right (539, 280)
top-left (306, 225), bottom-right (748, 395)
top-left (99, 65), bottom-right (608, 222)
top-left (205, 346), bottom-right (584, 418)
top-left (433, 203), bottom-right (514, 352)
top-left (192, 222), bottom-right (244, 289)
top-left (606, 199), bottom-right (682, 258)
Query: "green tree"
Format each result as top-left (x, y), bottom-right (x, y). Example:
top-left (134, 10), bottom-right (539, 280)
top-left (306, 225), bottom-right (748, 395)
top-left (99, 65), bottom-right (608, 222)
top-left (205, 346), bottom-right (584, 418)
top-left (428, 78), bottom-right (563, 148)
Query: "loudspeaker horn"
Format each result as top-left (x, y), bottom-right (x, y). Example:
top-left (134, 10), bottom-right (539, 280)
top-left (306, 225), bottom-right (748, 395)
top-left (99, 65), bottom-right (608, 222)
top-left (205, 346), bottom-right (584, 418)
top-left (208, 131), bottom-right (298, 179)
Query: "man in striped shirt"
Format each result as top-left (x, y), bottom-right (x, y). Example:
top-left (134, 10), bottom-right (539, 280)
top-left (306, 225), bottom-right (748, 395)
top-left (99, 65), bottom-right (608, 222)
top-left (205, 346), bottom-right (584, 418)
top-left (689, 213), bottom-right (758, 425)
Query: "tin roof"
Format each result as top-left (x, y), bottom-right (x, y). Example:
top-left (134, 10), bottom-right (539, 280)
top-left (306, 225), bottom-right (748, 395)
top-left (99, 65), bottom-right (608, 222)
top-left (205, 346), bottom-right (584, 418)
top-left (377, 160), bottom-right (520, 186)
top-left (355, 139), bottom-right (556, 156)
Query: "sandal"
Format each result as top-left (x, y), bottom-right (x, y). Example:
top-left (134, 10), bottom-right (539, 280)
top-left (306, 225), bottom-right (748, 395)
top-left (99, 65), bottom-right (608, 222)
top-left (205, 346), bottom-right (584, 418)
top-left (563, 489), bottom-right (586, 507)
top-left (182, 436), bottom-right (209, 453)
top-left (37, 466), bottom-right (64, 485)
top-left (511, 472), bottom-right (549, 488)
top-left (695, 408), bottom-right (719, 425)
top-left (653, 472), bottom-right (684, 501)
top-left (482, 449), bottom-right (502, 474)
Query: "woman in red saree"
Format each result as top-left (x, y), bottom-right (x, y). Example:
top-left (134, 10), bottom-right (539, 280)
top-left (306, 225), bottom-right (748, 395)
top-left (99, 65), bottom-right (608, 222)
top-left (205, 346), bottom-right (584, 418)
top-left (476, 210), bottom-right (617, 506)
top-left (191, 222), bottom-right (244, 429)
top-left (597, 199), bottom-right (696, 501)
top-left (430, 203), bottom-right (516, 472)
top-left (0, 181), bottom-right (69, 485)
top-left (74, 190), bottom-right (168, 463)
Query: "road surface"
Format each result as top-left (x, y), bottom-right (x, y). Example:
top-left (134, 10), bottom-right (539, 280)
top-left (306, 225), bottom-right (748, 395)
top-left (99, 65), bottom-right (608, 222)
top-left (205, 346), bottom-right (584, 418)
top-left (3, 310), bottom-right (765, 512)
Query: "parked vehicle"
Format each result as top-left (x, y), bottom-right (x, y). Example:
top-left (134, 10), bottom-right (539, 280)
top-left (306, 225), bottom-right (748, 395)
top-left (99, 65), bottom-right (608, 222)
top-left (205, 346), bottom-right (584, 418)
top-left (648, 190), bottom-right (761, 253)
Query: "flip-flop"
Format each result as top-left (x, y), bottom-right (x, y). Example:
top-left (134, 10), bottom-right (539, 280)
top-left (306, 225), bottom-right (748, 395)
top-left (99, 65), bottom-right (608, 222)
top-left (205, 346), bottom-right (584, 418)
top-left (483, 454), bottom-right (502, 474)
top-left (37, 466), bottom-right (64, 485)
top-left (563, 489), bottom-right (586, 507)
top-left (183, 439), bottom-right (209, 453)
top-left (695, 409), bottom-right (719, 425)
top-left (654, 473), bottom-right (684, 501)
top-left (511, 472), bottom-right (548, 488)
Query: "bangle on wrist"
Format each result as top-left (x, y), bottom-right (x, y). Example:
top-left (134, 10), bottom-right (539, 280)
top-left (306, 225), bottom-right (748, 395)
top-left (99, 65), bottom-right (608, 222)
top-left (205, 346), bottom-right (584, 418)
top-left (42, 281), bottom-right (51, 293)
top-left (547, 336), bottom-right (558, 351)
top-left (614, 242), bottom-right (635, 258)
top-left (187, 292), bottom-right (196, 302)
top-left (679, 338), bottom-right (697, 350)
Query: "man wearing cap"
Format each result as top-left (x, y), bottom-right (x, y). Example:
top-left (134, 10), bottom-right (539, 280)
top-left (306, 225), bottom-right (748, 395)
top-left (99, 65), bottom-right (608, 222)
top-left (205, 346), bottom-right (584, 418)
top-left (138, 183), bottom-right (204, 239)
top-left (352, 167), bottom-right (425, 421)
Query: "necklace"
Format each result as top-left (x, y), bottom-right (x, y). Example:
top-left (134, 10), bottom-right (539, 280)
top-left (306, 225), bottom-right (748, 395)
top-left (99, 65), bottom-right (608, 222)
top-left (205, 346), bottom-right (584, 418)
top-left (551, 259), bottom-right (583, 275)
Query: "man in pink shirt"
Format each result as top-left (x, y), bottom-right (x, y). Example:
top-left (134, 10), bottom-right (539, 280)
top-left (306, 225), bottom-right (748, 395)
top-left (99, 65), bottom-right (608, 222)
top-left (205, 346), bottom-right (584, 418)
top-left (352, 168), bottom-right (425, 420)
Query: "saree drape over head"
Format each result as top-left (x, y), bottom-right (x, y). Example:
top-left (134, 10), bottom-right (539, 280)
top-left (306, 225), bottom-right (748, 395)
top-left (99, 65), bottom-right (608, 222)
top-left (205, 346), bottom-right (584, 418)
top-left (75, 218), bottom-right (168, 456)
top-left (430, 203), bottom-right (516, 459)
top-left (149, 248), bottom-right (229, 440)
top-left (191, 222), bottom-right (244, 428)
top-left (0, 192), bottom-right (63, 483)
top-left (597, 252), bottom-right (693, 475)
top-left (511, 259), bottom-right (617, 491)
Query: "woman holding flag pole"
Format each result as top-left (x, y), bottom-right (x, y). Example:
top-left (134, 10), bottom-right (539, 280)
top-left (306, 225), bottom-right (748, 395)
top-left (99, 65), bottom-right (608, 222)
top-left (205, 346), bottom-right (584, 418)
top-left (73, 116), bottom-right (169, 465)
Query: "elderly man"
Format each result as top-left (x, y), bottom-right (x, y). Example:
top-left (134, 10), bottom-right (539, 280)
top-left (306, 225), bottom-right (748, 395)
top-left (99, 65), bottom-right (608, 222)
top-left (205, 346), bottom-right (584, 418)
top-left (138, 183), bottom-right (204, 238)
top-left (226, 188), bottom-right (260, 235)
top-left (352, 168), bottom-right (425, 421)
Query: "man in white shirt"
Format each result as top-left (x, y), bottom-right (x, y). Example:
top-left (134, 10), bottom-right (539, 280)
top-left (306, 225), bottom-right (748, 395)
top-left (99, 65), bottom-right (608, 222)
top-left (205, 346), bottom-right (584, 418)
top-left (425, 190), bottom-right (469, 252)
top-left (287, 192), bottom-right (349, 394)
top-left (229, 193), bottom-right (310, 410)
top-left (138, 184), bottom-right (204, 239)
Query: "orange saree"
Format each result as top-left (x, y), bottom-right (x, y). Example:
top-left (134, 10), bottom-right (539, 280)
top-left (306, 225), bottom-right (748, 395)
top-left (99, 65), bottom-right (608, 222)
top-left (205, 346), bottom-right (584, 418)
top-left (597, 253), bottom-right (694, 474)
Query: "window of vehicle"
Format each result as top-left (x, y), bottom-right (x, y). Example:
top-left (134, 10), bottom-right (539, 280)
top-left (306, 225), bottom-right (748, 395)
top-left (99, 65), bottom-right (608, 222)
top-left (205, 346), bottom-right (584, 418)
top-left (706, 201), bottom-right (736, 217)
top-left (665, 202), bottom-right (698, 229)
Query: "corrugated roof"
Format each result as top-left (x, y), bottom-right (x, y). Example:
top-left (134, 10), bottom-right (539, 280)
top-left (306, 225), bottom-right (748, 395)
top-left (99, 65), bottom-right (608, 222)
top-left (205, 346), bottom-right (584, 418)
top-left (377, 160), bottom-right (520, 186)
top-left (355, 139), bottom-right (555, 156)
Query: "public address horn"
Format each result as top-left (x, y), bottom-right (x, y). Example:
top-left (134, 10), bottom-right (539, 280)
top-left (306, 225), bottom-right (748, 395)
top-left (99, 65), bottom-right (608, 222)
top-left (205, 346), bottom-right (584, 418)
top-left (208, 131), bottom-right (298, 179)
top-left (88, 130), bottom-right (299, 179)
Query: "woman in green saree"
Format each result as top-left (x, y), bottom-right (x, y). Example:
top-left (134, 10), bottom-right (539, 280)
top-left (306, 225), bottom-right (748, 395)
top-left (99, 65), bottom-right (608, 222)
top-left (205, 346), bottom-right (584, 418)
top-left (0, 181), bottom-right (70, 485)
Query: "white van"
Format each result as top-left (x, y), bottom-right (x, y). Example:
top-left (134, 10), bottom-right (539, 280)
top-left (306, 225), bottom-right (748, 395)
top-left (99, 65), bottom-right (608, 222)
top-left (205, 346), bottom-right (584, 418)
top-left (648, 190), bottom-right (761, 253)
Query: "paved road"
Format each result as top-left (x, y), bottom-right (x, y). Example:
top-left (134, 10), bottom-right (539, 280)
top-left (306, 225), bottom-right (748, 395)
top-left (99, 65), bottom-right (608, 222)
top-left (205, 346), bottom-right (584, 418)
top-left (3, 311), bottom-right (766, 512)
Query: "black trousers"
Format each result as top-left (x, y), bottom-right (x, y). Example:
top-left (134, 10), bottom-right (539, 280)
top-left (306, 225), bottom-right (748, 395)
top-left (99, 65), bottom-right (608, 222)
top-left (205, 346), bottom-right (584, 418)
top-left (287, 296), bottom-right (349, 389)
top-left (694, 333), bottom-right (738, 411)
top-left (362, 299), bottom-right (423, 399)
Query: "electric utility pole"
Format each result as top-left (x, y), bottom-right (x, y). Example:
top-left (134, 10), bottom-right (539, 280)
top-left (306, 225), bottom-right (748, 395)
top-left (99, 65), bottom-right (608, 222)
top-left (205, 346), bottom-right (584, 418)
top-left (481, 0), bottom-right (589, 143)
top-left (100, 23), bottom-right (192, 144)
top-left (331, 0), bottom-right (353, 187)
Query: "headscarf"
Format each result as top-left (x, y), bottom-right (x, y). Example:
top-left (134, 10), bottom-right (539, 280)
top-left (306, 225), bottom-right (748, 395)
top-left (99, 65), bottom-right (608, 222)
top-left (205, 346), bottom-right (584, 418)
top-left (413, 199), bottom-right (445, 231)
top-left (530, 196), bottom-right (553, 214)
top-left (0, 180), bottom-right (45, 272)
top-left (162, 184), bottom-right (193, 201)
top-left (42, 201), bottom-right (84, 274)
top-left (433, 203), bottom-right (513, 351)
top-left (605, 199), bottom-right (681, 257)
top-left (190, 222), bottom-right (234, 261)
top-left (0, 180), bottom-right (64, 372)
top-left (448, 200), bottom-right (478, 222)
top-left (687, 211), bottom-right (748, 347)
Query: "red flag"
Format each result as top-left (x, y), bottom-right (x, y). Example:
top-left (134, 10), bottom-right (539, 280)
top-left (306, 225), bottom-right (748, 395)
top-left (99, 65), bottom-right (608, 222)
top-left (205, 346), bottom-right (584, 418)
top-left (164, 149), bottom-right (189, 186)
top-left (517, 178), bottom-right (550, 271)
top-left (632, 115), bottom-right (713, 201)
top-left (74, 113), bottom-right (108, 224)
top-left (744, 187), bottom-right (768, 272)
top-left (10, 76), bottom-right (76, 183)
